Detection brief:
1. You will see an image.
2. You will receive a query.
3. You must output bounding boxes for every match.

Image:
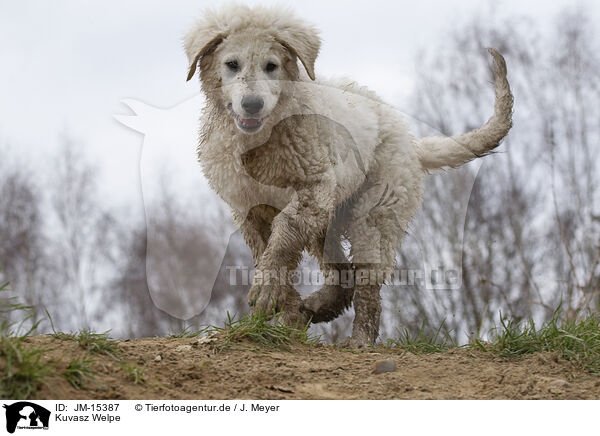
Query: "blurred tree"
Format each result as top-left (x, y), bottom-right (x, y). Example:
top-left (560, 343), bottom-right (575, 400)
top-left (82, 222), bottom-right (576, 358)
top-left (110, 175), bottom-right (252, 337)
top-left (49, 136), bottom-right (119, 328)
top-left (0, 151), bottom-right (51, 323)
top-left (377, 6), bottom-right (600, 342)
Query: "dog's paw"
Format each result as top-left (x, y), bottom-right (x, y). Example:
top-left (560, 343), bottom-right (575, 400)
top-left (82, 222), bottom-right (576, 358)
top-left (338, 330), bottom-right (375, 349)
top-left (248, 282), bottom-right (295, 316)
top-left (246, 281), bottom-right (263, 308)
top-left (337, 337), bottom-right (371, 349)
top-left (301, 284), bottom-right (354, 323)
top-left (279, 308), bottom-right (311, 329)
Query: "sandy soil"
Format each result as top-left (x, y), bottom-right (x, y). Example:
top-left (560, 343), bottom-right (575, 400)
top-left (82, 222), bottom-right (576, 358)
top-left (25, 336), bottom-right (600, 400)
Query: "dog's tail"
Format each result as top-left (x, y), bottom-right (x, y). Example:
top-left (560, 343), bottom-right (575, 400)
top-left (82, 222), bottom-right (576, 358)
top-left (415, 48), bottom-right (513, 170)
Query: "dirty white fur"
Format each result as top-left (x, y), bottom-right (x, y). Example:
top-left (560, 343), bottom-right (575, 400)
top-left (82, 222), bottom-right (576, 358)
top-left (184, 3), bottom-right (513, 346)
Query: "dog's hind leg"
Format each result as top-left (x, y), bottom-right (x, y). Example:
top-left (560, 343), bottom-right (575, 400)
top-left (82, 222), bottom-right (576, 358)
top-left (345, 224), bottom-right (388, 347)
top-left (302, 235), bottom-right (354, 323)
top-left (343, 182), bottom-right (411, 347)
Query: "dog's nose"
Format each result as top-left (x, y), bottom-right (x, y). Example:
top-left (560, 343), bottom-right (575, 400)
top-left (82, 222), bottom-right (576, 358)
top-left (241, 95), bottom-right (264, 115)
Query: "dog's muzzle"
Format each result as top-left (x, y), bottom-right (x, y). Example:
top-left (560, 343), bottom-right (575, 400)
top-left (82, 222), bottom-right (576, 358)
top-left (229, 103), bottom-right (264, 132)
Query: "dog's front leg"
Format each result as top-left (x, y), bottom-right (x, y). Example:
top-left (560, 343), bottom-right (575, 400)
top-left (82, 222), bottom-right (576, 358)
top-left (232, 209), bottom-right (266, 266)
top-left (248, 178), bottom-right (335, 325)
top-left (232, 205), bottom-right (279, 267)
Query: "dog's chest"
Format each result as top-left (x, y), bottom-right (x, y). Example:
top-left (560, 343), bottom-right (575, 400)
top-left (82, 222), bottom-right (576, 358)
top-left (240, 145), bottom-right (295, 188)
top-left (240, 126), bottom-right (330, 188)
top-left (200, 144), bottom-right (292, 214)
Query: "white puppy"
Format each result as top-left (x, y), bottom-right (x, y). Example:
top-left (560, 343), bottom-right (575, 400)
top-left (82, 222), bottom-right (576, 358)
top-left (184, 4), bottom-right (513, 346)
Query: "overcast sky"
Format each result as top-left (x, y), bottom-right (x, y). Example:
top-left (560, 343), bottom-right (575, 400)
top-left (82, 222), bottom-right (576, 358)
top-left (0, 0), bottom-right (597, 207)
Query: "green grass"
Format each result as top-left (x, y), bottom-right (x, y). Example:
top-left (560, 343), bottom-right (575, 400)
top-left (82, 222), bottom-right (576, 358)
top-left (49, 324), bottom-right (148, 385)
top-left (52, 330), bottom-right (147, 386)
top-left (63, 357), bottom-right (97, 389)
top-left (385, 310), bottom-right (600, 374)
top-left (168, 325), bottom-right (207, 339)
top-left (50, 332), bottom-right (76, 341)
top-left (0, 337), bottom-right (53, 399)
top-left (121, 362), bottom-right (146, 385)
top-left (202, 312), bottom-right (321, 351)
top-left (386, 320), bottom-right (456, 354)
top-left (51, 329), bottom-right (121, 360)
top-left (0, 281), bottom-right (52, 399)
top-left (75, 330), bottom-right (120, 358)
top-left (0, 281), bottom-right (42, 338)
top-left (50, 328), bottom-right (147, 385)
top-left (473, 310), bottom-right (600, 374)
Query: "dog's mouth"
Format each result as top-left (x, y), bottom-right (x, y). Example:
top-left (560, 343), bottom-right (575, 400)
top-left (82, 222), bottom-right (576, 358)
top-left (235, 115), bottom-right (263, 131)
top-left (229, 104), bottom-right (264, 132)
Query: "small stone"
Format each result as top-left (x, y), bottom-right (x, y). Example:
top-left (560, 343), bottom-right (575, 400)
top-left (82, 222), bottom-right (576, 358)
top-left (267, 385), bottom-right (294, 393)
top-left (197, 335), bottom-right (217, 345)
top-left (549, 379), bottom-right (570, 389)
top-left (175, 345), bottom-right (193, 352)
top-left (154, 354), bottom-right (162, 362)
top-left (373, 359), bottom-right (396, 373)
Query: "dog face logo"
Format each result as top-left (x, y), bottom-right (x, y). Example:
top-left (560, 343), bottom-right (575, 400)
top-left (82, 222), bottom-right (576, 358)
top-left (3, 402), bottom-right (50, 434)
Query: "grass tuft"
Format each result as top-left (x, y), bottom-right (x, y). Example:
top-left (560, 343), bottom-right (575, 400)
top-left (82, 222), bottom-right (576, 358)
top-left (63, 357), bottom-right (97, 389)
top-left (386, 320), bottom-right (456, 354)
top-left (121, 362), bottom-right (146, 385)
top-left (384, 310), bottom-right (600, 374)
top-left (0, 337), bottom-right (52, 399)
top-left (75, 330), bottom-right (120, 358)
top-left (474, 310), bottom-right (600, 374)
top-left (168, 325), bottom-right (208, 339)
top-left (50, 332), bottom-right (76, 341)
top-left (0, 281), bottom-right (52, 398)
top-left (203, 312), bottom-right (320, 351)
top-left (51, 329), bottom-right (121, 360)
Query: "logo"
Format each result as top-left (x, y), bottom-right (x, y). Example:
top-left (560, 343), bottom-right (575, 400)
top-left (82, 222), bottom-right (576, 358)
top-left (115, 92), bottom-right (475, 319)
top-left (3, 402), bottom-right (50, 434)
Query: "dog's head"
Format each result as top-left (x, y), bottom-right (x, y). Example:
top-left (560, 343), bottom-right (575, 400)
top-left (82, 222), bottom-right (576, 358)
top-left (183, 4), bottom-right (321, 134)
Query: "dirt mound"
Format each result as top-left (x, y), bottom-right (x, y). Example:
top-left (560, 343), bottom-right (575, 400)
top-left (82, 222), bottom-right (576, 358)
top-left (26, 336), bottom-right (600, 400)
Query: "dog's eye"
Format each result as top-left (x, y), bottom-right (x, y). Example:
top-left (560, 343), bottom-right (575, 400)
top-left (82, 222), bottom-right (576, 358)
top-left (265, 62), bottom-right (278, 73)
top-left (225, 60), bottom-right (239, 71)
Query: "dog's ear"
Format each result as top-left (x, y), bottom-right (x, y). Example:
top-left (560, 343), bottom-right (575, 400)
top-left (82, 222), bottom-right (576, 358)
top-left (275, 25), bottom-right (321, 81)
top-left (183, 23), bottom-right (226, 81)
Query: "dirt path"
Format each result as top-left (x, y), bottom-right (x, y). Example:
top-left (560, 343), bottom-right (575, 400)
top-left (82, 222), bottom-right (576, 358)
top-left (27, 336), bottom-right (600, 400)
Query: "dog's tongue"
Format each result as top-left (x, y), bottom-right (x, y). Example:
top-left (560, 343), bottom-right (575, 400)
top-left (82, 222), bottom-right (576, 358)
top-left (240, 118), bottom-right (259, 127)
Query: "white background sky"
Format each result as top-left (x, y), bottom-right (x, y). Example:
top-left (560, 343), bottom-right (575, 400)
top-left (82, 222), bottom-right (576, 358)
top-left (0, 0), bottom-right (597, 208)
